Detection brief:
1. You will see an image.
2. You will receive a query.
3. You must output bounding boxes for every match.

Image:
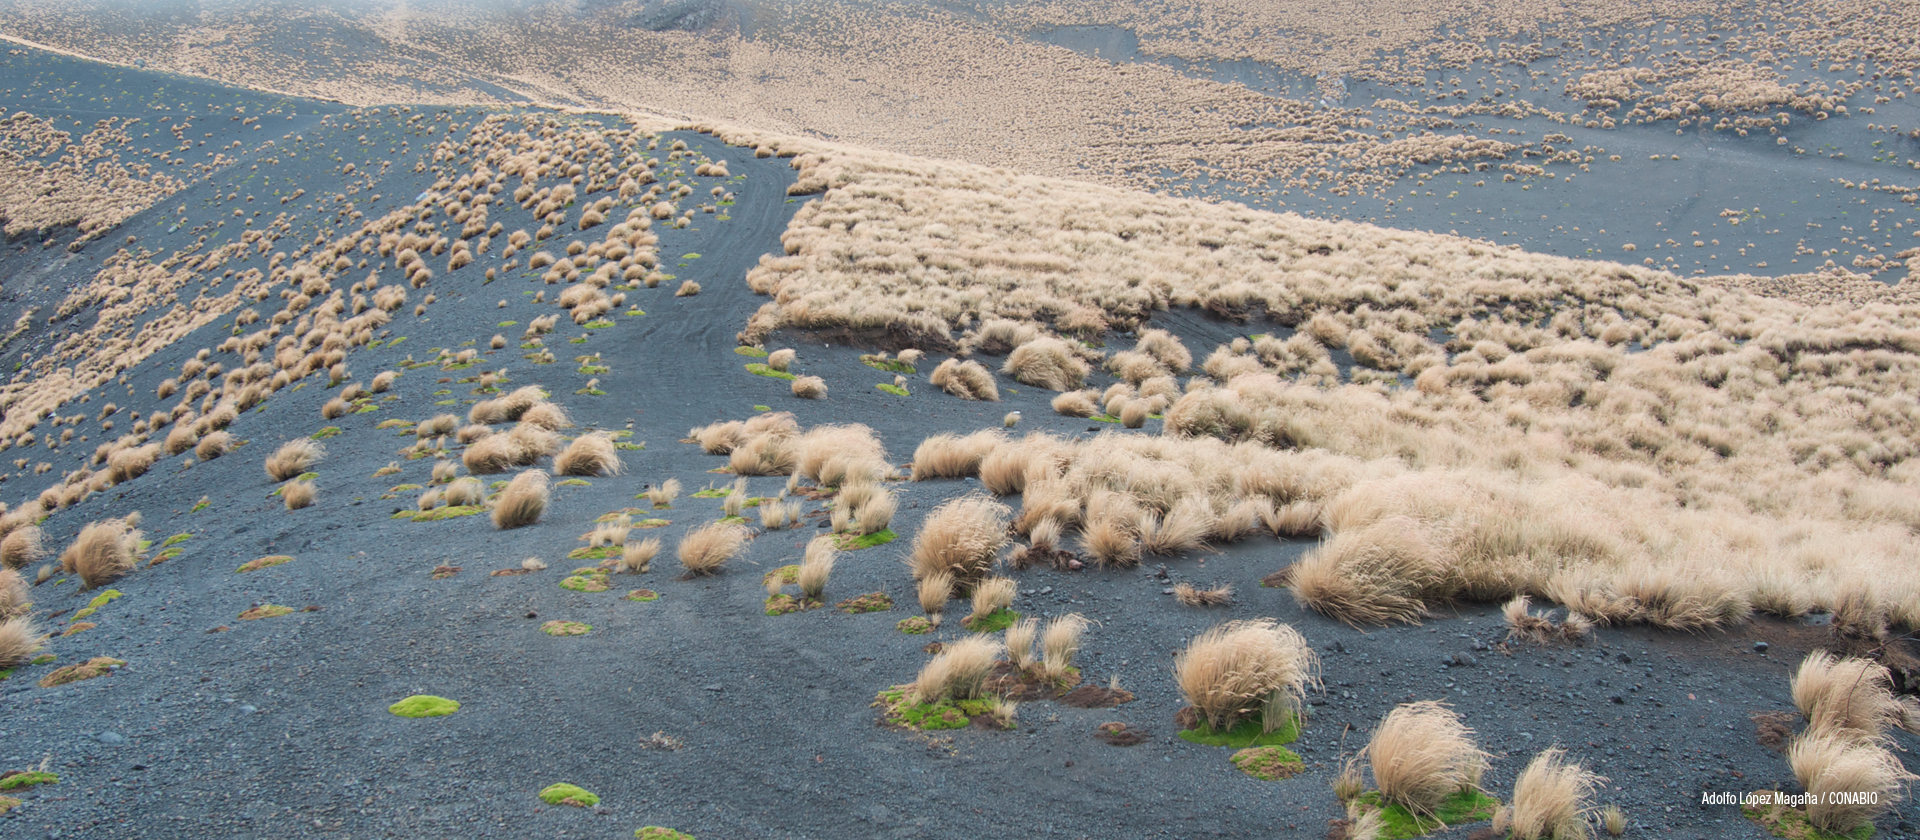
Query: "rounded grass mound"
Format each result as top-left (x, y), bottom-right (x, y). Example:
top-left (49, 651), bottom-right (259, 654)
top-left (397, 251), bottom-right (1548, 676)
top-left (538, 782), bottom-right (599, 807)
top-left (388, 695), bottom-right (461, 718)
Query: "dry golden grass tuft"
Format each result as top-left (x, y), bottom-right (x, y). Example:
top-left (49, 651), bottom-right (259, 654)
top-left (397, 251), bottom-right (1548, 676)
top-left (798, 535), bottom-right (837, 599)
top-left (676, 280), bottom-right (701, 297)
top-left (678, 521), bottom-right (749, 576)
top-left (282, 479), bottom-right (316, 510)
top-left (0, 568), bottom-right (29, 619)
top-left (1792, 651), bottom-right (1916, 742)
top-left (195, 431), bottom-right (232, 461)
top-left (554, 432), bottom-right (623, 476)
top-left (918, 571), bottom-right (953, 618)
top-left (1174, 619), bottom-right (1318, 731)
top-left (1507, 747), bottom-right (1604, 840)
top-left (444, 477), bottom-right (485, 507)
top-left (1362, 701), bottom-right (1490, 818)
top-left (1, 526), bottom-right (46, 570)
top-left (0, 616), bottom-right (48, 670)
top-left (491, 470), bottom-right (550, 530)
top-left (965, 577), bottom-right (1016, 626)
top-left (59, 519), bottom-right (141, 590)
top-left (1788, 727), bottom-right (1916, 836)
top-left (907, 494), bottom-right (1010, 585)
top-left (928, 359), bottom-right (999, 401)
top-left (1039, 613), bottom-right (1091, 681)
top-left (621, 537), bottom-right (660, 574)
top-left (910, 634), bottom-right (1004, 705)
top-left (1050, 390), bottom-right (1098, 418)
top-left (1002, 337), bottom-right (1090, 391)
top-left (1173, 582), bottom-right (1234, 607)
top-left (767, 348), bottom-right (795, 372)
top-left (1005, 616), bottom-right (1039, 670)
top-left (265, 439), bottom-right (324, 482)
top-left (912, 430), bottom-right (1003, 480)
top-left (791, 375), bottom-right (828, 399)
top-left (646, 478), bottom-right (681, 508)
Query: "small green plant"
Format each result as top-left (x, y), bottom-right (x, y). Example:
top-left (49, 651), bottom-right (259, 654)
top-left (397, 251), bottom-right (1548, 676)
top-left (238, 604), bottom-right (294, 620)
top-left (1348, 789), bottom-right (1500, 839)
top-left (1231, 746), bottom-right (1306, 780)
top-left (961, 607), bottom-right (1020, 633)
top-left (312, 426), bottom-right (342, 439)
top-left (896, 616), bottom-right (934, 634)
top-left (540, 621), bottom-right (592, 636)
top-left (744, 363), bottom-right (796, 381)
top-left (837, 592), bottom-right (893, 614)
top-left (189, 497), bottom-right (211, 513)
top-left (734, 346), bottom-right (768, 358)
top-left (237, 555), bottom-right (293, 573)
top-left (1744, 796), bottom-right (1871, 840)
top-left (389, 695), bottom-right (460, 718)
top-left (861, 355), bottom-right (915, 374)
top-left (636, 827), bottom-right (695, 839)
top-left (835, 529), bottom-right (897, 550)
top-left (0, 771), bottom-right (57, 791)
top-left (873, 686), bottom-right (1005, 731)
top-left (1179, 715), bottom-right (1301, 748)
top-left (38, 656), bottom-right (123, 687)
top-left (625, 589), bottom-right (660, 602)
top-left (537, 783), bottom-right (599, 807)
top-left (560, 573), bottom-right (611, 592)
top-left (877, 383), bottom-right (910, 397)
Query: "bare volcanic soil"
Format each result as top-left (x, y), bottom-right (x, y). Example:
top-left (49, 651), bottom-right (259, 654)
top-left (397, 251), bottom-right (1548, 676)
top-left (0, 45), bottom-right (1915, 840)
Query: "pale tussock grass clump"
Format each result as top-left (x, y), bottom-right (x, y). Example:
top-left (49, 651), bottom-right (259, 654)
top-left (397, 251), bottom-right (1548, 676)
top-left (1506, 747), bottom-right (1605, 840)
top-left (1002, 336), bottom-right (1089, 391)
top-left (928, 359), bottom-right (999, 401)
top-left (1040, 613), bottom-right (1091, 680)
top-left (1174, 619), bottom-right (1319, 732)
top-left (647, 478), bottom-right (682, 507)
top-left (59, 519), bottom-right (142, 590)
top-left (798, 535), bottom-right (837, 599)
top-left (1, 526), bottom-right (46, 570)
top-left (492, 470), bottom-right (550, 529)
top-left (1362, 701), bottom-right (1490, 818)
top-left (554, 432), bottom-right (623, 476)
top-left (0, 616), bottom-right (48, 670)
top-left (965, 576), bottom-right (1016, 626)
top-left (911, 430), bottom-right (1003, 480)
top-left (918, 571), bottom-right (953, 619)
top-left (1051, 390), bottom-right (1098, 418)
top-left (678, 521), bottom-right (749, 576)
top-left (791, 375), bottom-right (827, 399)
top-left (621, 537), bottom-right (660, 574)
top-left (1005, 616), bottom-right (1039, 670)
top-left (767, 348), bottom-right (795, 371)
top-left (910, 634), bottom-right (1004, 705)
top-left (265, 439), bottom-right (325, 481)
top-left (283, 480), bottom-right (315, 510)
top-left (907, 493), bottom-right (1010, 585)
top-left (1791, 651), bottom-right (1917, 741)
top-left (1788, 727), bottom-right (1916, 836)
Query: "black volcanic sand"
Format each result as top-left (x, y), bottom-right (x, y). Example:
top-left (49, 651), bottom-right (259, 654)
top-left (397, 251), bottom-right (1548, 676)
top-left (0, 46), bottom-right (1917, 840)
top-left (1038, 21), bottom-right (1920, 282)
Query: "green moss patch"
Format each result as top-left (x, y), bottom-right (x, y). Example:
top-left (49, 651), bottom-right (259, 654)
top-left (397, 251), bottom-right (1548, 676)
top-left (556, 478), bottom-right (593, 487)
top-left (1349, 789), bottom-right (1500, 839)
top-left (0, 771), bottom-right (57, 791)
top-left (625, 589), bottom-right (660, 602)
top-left (407, 505), bottom-right (486, 522)
top-left (376, 418), bottom-right (412, 430)
top-left (860, 355), bottom-right (916, 374)
top-left (1744, 794), bottom-right (1874, 840)
top-left (835, 529), bottom-right (897, 550)
top-left (159, 533), bottom-right (192, 548)
top-left (765, 594), bottom-right (825, 616)
top-left (0, 794), bottom-right (20, 813)
top-left (567, 546), bottom-right (622, 562)
top-left (873, 686), bottom-right (1006, 731)
top-left (190, 498), bottom-right (211, 513)
top-left (744, 363), bottom-right (796, 381)
top-left (149, 547), bottom-right (184, 566)
top-left (390, 483), bottom-right (425, 492)
top-left (636, 828), bottom-right (695, 840)
top-left (1178, 713), bottom-right (1300, 748)
top-left (962, 607), bottom-right (1020, 633)
top-left (877, 383), bottom-right (910, 397)
top-left (753, 405), bottom-right (771, 412)
top-left (237, 555), bottom-right (293, 573)
top-left (537, 783), bottom-right (599, 807)
top-left (561, 574), bottom-right (611, 593)
top-left (38, 656), bottom-right (124, 688)
top-left (312, 426), bottom-right (343, 440)
top-left (389, 695), bottom-right (460, 718)
top-left (734, 346), bottom-right (768, 357)
top-left (837, 592), bottom-right (893, 614)
top-left (691, 487), bottom-right (732, 498)
top-left (71, 589), bottom-right (123, 620)
top-left (61, 622), bottom-right (95, 636)
top-left (238, 604), bottom-right (295, 620)
top-left (1230, 746), bottom-right (1306, 780)
top-left (541, 621), bottom-right (592, 637)
top-left (896, 616), bottom-right (934, 634)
